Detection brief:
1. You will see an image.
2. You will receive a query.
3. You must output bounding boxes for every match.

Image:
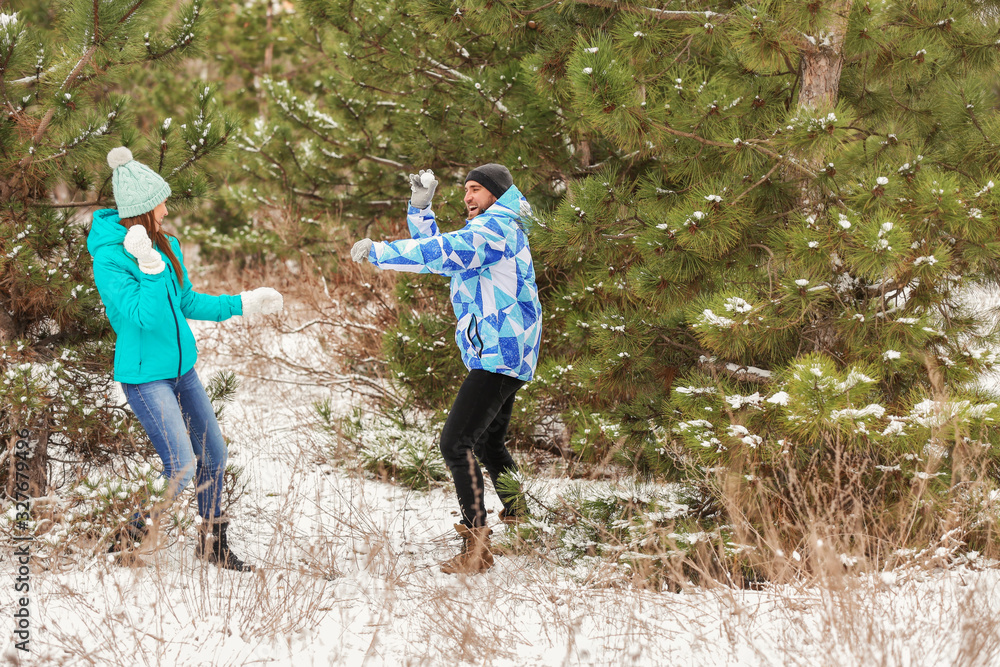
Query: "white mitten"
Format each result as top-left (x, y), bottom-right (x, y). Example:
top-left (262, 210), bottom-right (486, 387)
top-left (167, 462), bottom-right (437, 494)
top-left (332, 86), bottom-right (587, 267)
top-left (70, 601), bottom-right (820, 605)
top-left (123, 225), bottom-right (165, 275)
top-left (240, 287), bottom-right (284, 315)
top-left (351, 238), bottom-right (373, 263)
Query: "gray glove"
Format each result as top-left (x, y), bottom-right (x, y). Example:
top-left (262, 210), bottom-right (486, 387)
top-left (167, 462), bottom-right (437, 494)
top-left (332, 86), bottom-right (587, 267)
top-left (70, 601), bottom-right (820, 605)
top-left (408, 169), bottom-right (438, 209)
top-left (351, 238), bottom-right (373, 263)
top-left (123, 225), bottom-right (165, 275)
top-left (240, 287), bottom-right (283, 315)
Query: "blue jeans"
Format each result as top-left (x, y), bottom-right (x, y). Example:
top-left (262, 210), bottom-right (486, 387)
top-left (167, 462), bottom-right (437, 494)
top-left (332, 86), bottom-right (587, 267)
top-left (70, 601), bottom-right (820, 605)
top-left (122, 368), bottom-right (227, 519)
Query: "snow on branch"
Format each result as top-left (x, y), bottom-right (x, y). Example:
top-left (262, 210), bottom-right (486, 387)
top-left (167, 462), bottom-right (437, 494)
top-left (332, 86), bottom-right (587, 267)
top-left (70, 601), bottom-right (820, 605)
top-left (424, 57), bottom-right (510, 114)
top-left (698, 356), bottom-right (775, 384)
top-left (572, 0), bottom-right (730, 21)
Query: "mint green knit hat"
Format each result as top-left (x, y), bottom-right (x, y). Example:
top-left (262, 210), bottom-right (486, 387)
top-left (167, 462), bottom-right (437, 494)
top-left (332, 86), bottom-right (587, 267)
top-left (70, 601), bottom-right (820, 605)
top-left (107, 147), bottom-right (171, 218)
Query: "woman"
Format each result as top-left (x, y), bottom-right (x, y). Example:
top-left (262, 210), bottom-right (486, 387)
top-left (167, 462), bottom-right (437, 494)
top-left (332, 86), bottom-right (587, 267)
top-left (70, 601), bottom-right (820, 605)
top-left (87, 146), bottom-right (282, 571)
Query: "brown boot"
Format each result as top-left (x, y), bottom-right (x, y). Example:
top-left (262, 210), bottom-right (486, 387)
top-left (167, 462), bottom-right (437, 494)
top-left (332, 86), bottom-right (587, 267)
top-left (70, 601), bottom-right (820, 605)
top-left (440, 524), bottom-right (494, 574)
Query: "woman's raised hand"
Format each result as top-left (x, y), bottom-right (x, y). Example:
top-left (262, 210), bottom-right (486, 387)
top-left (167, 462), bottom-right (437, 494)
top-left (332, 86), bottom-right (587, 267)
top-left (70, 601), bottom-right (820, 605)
top-left (123, 225), bottom-right (166, 275)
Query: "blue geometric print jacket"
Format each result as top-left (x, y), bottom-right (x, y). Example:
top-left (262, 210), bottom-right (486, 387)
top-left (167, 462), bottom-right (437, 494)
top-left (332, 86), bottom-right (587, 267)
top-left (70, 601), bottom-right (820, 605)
top-left (368, 184), bottom-right (542, 381)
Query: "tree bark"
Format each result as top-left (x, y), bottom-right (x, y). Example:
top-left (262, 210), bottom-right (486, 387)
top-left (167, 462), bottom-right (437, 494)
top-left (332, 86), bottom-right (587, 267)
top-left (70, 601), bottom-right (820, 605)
top-left (5, 416), bottom-right (49, 500)
top-left (800, 47), bottom-right (846, 110)
top-left (788, 2), bottom-right (853, 185)
top-left (0, 307), bottom-right (16, 343)
top-left (796, 2), bottom-right (853, 112)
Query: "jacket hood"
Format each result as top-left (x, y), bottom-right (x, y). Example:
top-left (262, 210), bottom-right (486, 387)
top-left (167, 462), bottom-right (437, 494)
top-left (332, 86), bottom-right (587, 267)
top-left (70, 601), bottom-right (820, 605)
top-left (486, 184), bottom-right (532, 223)
top-left (87, 209), bottom-right (126, 257)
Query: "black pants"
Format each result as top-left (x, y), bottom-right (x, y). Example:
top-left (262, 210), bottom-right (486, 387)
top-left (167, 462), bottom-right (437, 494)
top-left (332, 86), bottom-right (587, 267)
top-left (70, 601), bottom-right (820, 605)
top-left (440, 369), bottom-right (526, 528)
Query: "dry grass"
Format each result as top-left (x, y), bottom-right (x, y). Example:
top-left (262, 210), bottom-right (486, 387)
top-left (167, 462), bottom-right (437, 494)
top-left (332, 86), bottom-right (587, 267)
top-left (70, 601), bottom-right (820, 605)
top-left (188, 246), bottom-right (400, 404)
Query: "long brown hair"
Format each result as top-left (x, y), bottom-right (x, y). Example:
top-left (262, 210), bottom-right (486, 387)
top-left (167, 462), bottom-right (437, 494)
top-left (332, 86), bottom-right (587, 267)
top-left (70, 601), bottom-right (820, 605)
top-left (120, 210), bottom-right (184, 288)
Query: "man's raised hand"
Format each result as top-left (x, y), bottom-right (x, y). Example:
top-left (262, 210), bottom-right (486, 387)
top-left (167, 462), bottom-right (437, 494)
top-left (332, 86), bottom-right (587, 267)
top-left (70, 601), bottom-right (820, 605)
top-left (409, 169), bottom-right (438, 209)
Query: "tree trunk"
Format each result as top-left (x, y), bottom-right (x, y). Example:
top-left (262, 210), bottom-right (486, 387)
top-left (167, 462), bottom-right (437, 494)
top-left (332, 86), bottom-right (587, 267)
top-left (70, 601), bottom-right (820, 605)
top-left (791, 2), bottom-right (853, 357)
top-left (0, 307), bottom-right (16, 343)
top-left (796, 2), bottom-right (852, 113)
top-left (5, 415), bottom-right (49, 500)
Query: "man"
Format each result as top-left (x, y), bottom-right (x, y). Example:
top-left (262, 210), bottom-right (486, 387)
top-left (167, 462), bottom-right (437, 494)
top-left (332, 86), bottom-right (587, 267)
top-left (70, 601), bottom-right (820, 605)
top-left (351, 163), bottom-right (542, 574)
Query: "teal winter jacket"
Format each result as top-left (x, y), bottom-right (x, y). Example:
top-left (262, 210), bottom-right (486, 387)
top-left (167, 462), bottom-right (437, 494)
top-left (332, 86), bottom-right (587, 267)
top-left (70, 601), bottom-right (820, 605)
top-left (87, 209), bottom-right (243, 384)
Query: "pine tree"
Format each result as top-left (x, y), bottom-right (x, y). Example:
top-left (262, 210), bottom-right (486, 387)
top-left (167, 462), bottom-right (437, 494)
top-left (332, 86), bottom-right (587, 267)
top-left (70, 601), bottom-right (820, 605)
top-left (528, 0), bottom-right (1000, 553)
top-left (0, 0), bottom-right (236, 497)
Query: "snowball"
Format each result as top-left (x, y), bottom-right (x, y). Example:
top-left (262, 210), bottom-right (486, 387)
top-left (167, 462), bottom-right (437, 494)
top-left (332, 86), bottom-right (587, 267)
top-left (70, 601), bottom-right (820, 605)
top-left (420, 171), bottom-right (435, 188)
top-left (107, 146), bottom-right (133, 170)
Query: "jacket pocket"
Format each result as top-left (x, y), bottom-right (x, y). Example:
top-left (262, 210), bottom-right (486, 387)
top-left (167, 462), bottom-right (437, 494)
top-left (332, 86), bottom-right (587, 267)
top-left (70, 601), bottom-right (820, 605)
top-left (466, 314), bottom-right (484, 359)
top-left (115, 327), bottom-right (142, 378)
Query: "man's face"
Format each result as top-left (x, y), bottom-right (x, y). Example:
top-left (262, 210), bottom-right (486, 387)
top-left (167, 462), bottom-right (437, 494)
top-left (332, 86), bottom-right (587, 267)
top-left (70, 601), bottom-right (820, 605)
top-left (464, 181), bottom-right (497, 219)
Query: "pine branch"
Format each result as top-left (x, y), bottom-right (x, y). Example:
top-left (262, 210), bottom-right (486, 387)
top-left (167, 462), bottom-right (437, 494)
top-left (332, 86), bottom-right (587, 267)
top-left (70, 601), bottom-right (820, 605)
top-left (960, 89), bottom-right (993, 146)
top-left (730, 163), bottom-right (782, 204)
top-left (517, 0), bottom-right (566, 16)
top-left (702, 359), bottom-right (776, 385)
top-left (8, 67), bottom-right (56, 86)
top-left (747, 244), bottom-right (776, 298)
top-left (658, 334), bottom-right (709, 359)
top-left (291, 189), bottom-right (336, 203)
top-left (256, 147), bottom-right (291, 192)
top-left (571, 0), bottom-right (730, 22)
top-left (21, 43), bottom-right (99, 165)
top-left (116, 1), bottom-right (147, 30)
top-left (653, 122), bottom-right (819, 180)
top-left (364, 154), bottom-right (408, 169)
top-left (37, 200), bottom-right (112, 208)
top-left (169, 130), bottom-right (233, 176)
top-left (144, 35), bottom-right (196, 62)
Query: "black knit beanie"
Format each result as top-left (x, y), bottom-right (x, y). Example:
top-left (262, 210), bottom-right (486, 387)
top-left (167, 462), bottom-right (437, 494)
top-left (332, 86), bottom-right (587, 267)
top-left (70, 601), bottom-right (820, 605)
top-left (465, 163), bottom-right (513, 199)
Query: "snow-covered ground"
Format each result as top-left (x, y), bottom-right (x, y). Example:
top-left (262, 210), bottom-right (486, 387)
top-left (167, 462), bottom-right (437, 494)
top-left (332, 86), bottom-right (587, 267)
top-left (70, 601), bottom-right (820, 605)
top-left (3, 306), bottom-right (1000, 666)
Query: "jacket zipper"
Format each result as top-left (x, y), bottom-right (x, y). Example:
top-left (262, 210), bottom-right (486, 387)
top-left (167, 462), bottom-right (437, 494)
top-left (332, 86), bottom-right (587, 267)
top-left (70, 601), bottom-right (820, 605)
top-left (165, 286), bottom-right (182, 378)
top-left (466, 315), bottom-right (484, 359)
